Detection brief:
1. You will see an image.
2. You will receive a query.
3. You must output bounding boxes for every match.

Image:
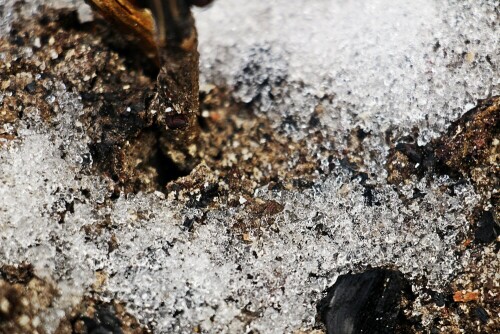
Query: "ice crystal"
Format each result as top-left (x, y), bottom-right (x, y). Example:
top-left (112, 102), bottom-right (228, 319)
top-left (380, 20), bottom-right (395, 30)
top-left (0, 0), bottom-right (498, 333)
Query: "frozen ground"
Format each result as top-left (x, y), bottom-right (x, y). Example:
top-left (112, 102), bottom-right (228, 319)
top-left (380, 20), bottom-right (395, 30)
top-left (0, 0), bottom-right (498, 333)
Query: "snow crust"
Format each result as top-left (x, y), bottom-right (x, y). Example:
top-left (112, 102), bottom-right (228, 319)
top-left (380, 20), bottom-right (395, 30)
top-left (1, 0), bottom-right (498, 332)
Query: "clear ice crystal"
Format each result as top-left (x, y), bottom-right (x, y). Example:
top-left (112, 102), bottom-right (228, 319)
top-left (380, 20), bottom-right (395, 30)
top-left (0, 0), bottom-right (498, 333)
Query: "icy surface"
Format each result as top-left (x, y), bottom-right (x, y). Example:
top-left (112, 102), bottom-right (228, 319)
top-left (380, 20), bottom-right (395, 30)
top-left (197, 0), bottom-right (499, 146)
top-left (1, 0), bottom-right (498, 333)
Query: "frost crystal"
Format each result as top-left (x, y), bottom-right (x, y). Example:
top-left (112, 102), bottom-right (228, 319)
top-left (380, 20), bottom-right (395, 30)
top-left (1, 0), bottom-right (498, 333)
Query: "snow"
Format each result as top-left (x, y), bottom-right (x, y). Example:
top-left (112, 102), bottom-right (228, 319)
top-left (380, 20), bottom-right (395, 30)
top-left (0, 0), bottom-right (498, 332)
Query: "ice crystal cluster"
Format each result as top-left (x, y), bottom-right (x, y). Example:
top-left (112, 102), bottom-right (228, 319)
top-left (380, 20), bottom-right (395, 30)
top-left (1, 0), bottom-right (498, 333)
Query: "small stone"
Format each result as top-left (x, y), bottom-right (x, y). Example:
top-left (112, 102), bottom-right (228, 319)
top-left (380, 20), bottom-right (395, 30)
top-left (49, 49), bottom-right (59, 59)
top-left (452, 290), bottom-right (479, 302)
top-left (0, 297), bottom-right (10, 314)
top-left (32, 316), bottom-right (41, 327)
top-left (317, 268), bottom-right (412, 334)
top-left (474, 306), bottom-right (489, 324)
top-left (475, 211), bottom-right (499, 244)
top-left (33, 37), bottom-right (41, 48)
top-left (18, 314), bottom-right (30, 327)
top-left (24, 82), bottom-right (36, 93)
top-left (64, 49), bottom-right (75, 59)
top-left (80, 304), bottom-right (123, 333)
top-left (1, 80), bottom-right (10, 90)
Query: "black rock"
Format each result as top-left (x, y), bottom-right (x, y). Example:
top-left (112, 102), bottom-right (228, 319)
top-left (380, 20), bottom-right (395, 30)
top-left (430, 291), bottom-right (451, 307)
top-left (317, 268), bottom-right (412, 334)
top-left (474, 306), bottom-right (489, 324)
top-left (475, 211), bottom-right (499, 244)
top-left (24, 81), bottom-right (37, 93)
top-left (183, 217), bottom-right (195, 231)
top-left (80, 304), bottom-right (123, 334)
